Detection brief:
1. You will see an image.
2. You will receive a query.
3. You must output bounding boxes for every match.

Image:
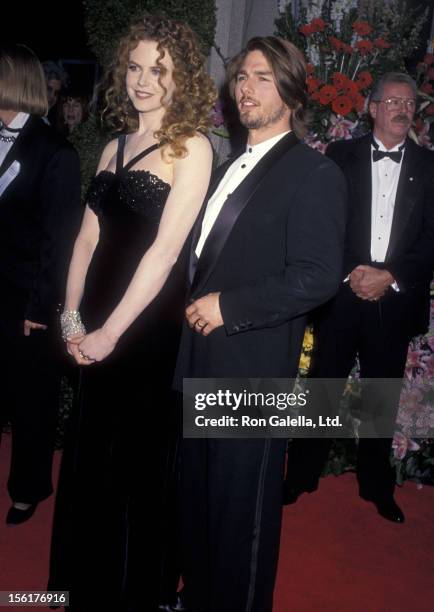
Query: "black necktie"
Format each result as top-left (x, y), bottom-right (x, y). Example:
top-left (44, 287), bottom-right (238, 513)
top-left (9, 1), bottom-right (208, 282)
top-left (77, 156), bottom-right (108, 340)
top-left (372, 139), bottom-right (404, 163)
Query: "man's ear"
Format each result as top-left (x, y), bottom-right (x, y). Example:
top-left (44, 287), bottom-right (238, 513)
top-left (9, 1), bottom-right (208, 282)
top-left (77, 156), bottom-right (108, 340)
top-left (369, 101), bottom-right (377, 121)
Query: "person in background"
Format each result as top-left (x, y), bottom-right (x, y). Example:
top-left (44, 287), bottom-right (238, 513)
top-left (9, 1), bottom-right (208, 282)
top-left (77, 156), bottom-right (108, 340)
top-left (284, 72), bottom-right (434, 524)
top-left (0, 44), bottom-right (81, 525)
top-left (57, 92), bottom-right (89, 136)
top-left (42, 60), bottom-right (70, 124)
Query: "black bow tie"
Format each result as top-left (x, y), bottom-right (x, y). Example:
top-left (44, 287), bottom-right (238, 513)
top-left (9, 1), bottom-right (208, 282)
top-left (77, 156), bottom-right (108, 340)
top-left (372, 149), bottom-right (402, 163)
top-left (372, 138), bottom-right (404, 163)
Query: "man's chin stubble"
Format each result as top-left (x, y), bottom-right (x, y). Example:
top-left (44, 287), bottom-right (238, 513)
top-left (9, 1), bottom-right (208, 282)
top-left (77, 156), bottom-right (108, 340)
top-left (239, 105), bottom-right (287, 130)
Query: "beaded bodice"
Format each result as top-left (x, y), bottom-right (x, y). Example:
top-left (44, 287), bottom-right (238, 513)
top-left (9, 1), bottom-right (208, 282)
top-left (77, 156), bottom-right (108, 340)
top-left (86, 136), bottom-right (170, 223)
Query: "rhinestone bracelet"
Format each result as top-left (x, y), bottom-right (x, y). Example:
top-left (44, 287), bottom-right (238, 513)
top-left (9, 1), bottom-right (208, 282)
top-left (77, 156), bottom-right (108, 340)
top-left (60, 310), bottom-right (86, 342)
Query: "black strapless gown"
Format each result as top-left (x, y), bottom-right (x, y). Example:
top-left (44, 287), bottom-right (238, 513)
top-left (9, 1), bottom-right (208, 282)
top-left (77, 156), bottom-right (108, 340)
top-left (49, 136), bottom-right (185, 611)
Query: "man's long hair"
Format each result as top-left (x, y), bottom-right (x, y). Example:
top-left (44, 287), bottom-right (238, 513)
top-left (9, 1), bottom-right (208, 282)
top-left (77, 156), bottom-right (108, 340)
top-left (0, 44), bottom-right (48, 116)
top-left (227, 36), bottom-right (308, 138)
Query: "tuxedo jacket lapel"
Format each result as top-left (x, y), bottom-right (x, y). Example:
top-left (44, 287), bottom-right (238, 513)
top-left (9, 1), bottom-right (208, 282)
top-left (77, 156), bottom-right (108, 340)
top-left (190, 132), bottom-right (299, 296)
top-left (386, 139), bottom-right (419, 261)
top-left (187, 154), bottom-right (239, 284)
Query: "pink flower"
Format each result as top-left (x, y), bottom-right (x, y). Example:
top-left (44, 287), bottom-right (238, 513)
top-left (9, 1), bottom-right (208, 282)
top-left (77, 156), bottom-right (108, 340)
top-left (392, 432), bottom-right (420, 460)
top-left (425, 354), bottom-right (434, 377)
top-left (326, 114), bottom-right (357, 140)
top-left (427, 335), bottom-right (434, 351)
top-left (399, 387), bottom-right (424, 413)
top-left (211, 102), bottom-right (225, 128)
top-left (303, 134), bottom-right (327, 154)
top-left (406, 348), bottom-right (424, 371)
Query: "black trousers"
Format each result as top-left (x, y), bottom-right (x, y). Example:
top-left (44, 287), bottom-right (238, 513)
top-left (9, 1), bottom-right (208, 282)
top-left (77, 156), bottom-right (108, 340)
top-left (0, 310), bottom-right (60, 503)
top-left (286, 290), bottom-right (411, 499)
top-left (181, 437), bottom-right (287, 612)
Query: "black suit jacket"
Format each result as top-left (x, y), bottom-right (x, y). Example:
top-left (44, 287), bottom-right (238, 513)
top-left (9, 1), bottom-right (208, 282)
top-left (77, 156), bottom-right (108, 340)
top-left (0, 116), bottom-right (81, 325)
top-left (326, 133), bottom-right (434, 337)
top-left (174, 132), bottom-right (347, 384)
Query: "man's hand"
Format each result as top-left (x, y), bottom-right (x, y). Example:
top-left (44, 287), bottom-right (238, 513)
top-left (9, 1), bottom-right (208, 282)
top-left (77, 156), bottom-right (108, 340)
top-left (73, 327), bottom-right (118, 365)
top-left (349, 265), bottom-right (394, 301)
top-left (23, 319), bottom-right (48, 336)
top-left (186, 292), bottom-right (223, 336)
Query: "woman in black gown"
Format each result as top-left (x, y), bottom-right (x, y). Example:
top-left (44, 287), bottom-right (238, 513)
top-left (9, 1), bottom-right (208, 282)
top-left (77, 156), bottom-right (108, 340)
top-left (49, 14), bottom-right (216, 611)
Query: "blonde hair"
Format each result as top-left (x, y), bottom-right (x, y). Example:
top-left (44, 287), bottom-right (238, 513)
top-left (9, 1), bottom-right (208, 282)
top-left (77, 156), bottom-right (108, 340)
top-left (0, 44), bottom-right (48, 116)
top-left (103, 14), bottom-right (217, 158)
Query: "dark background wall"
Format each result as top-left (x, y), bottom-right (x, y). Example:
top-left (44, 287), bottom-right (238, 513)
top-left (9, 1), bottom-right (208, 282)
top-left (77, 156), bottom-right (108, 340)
top-left (5, 1), bottom-right (92, 61)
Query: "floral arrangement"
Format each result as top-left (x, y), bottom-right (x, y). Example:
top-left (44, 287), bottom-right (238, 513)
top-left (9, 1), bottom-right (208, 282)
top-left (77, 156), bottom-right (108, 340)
top-left (211, 100), bottom-right (230, 138)
top-left (392, 284), bottom-right (434, 484)
top-left (412, 52), bottom-right (434, 150)
top-left (276, 0), bottom-right (429, 150)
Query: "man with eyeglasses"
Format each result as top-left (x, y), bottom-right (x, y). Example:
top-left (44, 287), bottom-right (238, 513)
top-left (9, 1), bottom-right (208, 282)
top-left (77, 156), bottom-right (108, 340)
top-left (284, 72), bottom-right (434, 523)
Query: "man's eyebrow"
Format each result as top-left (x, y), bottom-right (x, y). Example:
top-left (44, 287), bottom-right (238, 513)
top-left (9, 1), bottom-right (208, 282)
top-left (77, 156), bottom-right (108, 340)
top-left (237, 69), bottom-right (273, 76)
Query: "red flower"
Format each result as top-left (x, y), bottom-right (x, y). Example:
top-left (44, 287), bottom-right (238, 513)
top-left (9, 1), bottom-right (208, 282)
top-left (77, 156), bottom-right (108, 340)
top-left (352, 21), bottom-right (373, 36)
top-left (343, 43), bottom-right (354, 54)
top-left (355, 40), bottom-right (373, 55)
top-left (426, 104), bottom-right (434, 116)
top-left (373, 38), bottom-right (391, 49)
top-left (332, 95), bottom-right (353, 116)
top-left (311, 18), bottom-right (327, 32)
top-left (329, 36), bottom-right (344, 52)
top-left (423, 53), bottom-right (434, 66)
top-left (318, 85), bottom-right (339, 105)
top-left (356, 70), bottom-right (373, 88)
top-left (344, 80), bottom-right (361, 97)
top-left (300, 24), bottom-right (315, 36)
top-left (306, 63), bottom-right (315, 75)
top-left (414, 117), bottom-right (424, 131)
top-left (307, 77), bottom-right (321, 94)
top-left (351, 93), bottom-right (366, 113)
top-left (311, 90), bottom-right (321, 102)
top-left (332, 72), bottom-right (348, 91)
top-left (427, 67), bottom-right (434, 80)
top-left (420, 82), bottom-right (434, 94)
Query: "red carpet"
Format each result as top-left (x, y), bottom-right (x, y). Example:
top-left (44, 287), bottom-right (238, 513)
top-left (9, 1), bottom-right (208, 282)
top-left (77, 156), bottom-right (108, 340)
top-left (1, 432), bottom-right (433, 611)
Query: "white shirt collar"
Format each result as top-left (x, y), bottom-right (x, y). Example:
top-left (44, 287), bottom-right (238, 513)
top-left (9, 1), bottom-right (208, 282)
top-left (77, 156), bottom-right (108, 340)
top-left (245, 130), bottom-right (291, 156)
top-left (372, 135), bottom-right (405, 153)
top-left (1, 112), bottom-right (30, 132)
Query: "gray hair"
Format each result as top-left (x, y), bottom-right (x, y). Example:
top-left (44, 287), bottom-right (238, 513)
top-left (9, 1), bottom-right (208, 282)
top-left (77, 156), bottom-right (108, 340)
top-left (42, 60), bottom-right (69, 87)
top-left (369, 72), bottom-right (417, 103)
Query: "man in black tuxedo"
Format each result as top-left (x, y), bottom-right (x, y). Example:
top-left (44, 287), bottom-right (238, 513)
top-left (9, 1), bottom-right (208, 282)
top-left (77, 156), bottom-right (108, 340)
top-left (174, 36), bottom-right (346, 612)
top-left (284, 72), bottom-right (434, 523)
top-left (0, 44), bottom-right (81, 525)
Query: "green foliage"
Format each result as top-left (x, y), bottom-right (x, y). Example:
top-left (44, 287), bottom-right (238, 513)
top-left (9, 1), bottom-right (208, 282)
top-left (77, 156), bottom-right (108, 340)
top-left (83, 0), bottom-right (216, 67)
top-left (68, 115), bottom-right (110, 199)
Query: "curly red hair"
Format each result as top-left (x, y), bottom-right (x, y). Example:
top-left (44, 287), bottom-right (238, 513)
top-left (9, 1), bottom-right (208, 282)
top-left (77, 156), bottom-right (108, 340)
top-left (103, 14), bottom-right (217, 158)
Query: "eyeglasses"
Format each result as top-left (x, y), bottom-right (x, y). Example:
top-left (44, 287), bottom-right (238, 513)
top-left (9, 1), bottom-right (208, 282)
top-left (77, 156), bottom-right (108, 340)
top-left (378, 97), bottom-right (416, 111)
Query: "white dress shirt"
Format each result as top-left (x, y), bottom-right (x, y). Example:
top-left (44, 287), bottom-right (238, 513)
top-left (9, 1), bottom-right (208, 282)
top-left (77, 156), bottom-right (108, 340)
top-left (0, 112), bottom-right (30, 166)
top-left (195, 131), bottom-right (290, 257)
top-left (370, 135), bottom-right (405, 263)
